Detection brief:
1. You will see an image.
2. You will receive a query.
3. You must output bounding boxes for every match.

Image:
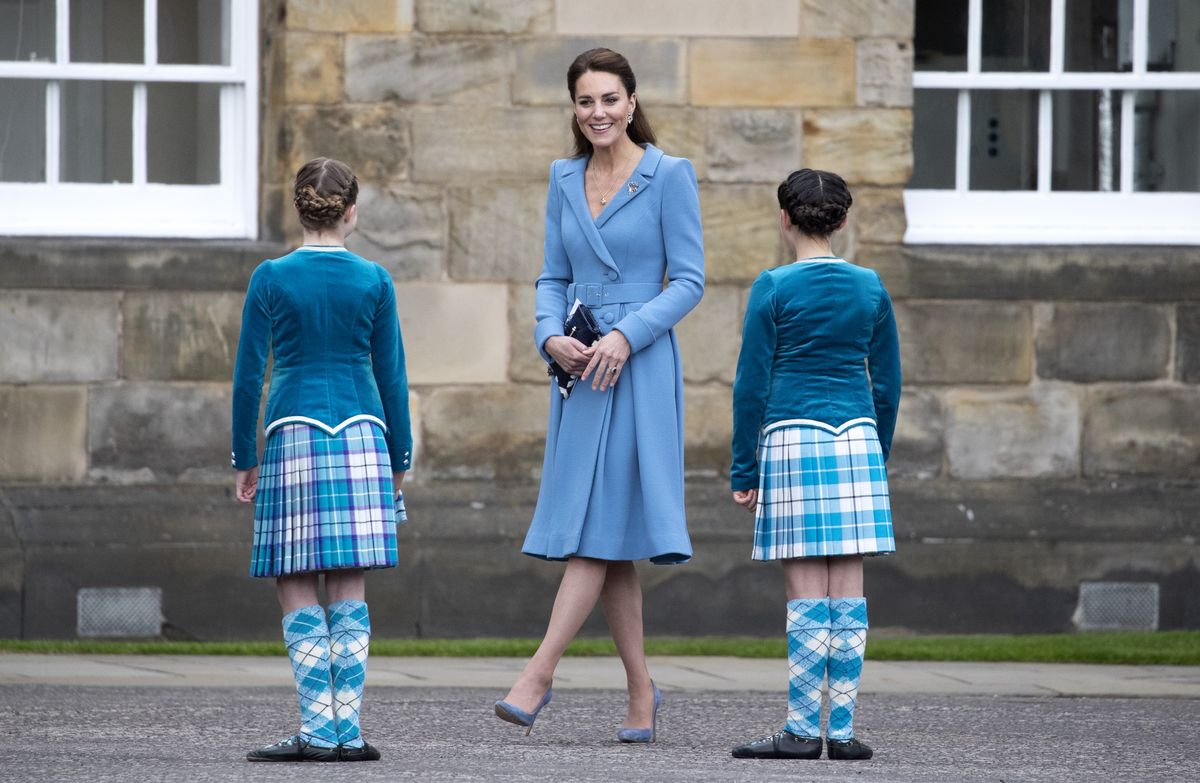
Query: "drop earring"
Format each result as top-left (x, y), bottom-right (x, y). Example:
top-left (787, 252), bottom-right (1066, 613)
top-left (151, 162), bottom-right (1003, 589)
top-left (626, 111), bottom-right (633, 124)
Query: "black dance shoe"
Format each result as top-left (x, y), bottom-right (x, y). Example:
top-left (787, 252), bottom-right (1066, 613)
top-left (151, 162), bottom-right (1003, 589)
top-left (246, 734), bottom-right (340, 762)
top-left (338, 741), bottom-right (382, 762)
top-left (731, 729), bottom-right (823, 759)
top-left (827, 737), bottom-right (874, 760)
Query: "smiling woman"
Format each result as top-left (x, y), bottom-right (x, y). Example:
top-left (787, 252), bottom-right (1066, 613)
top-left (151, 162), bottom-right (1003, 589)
top-left (493, 47), bottom-right (705, 748)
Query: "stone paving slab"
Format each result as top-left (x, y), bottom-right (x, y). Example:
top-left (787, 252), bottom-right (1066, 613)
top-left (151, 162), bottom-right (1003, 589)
top-left (0, 685), bottom-right (1196, 783)
top-left (2, 654), bottom-right (1200, 698)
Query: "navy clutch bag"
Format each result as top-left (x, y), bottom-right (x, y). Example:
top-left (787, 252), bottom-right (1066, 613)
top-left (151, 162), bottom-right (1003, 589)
top-left (547, 299), bottom-right (602, 399)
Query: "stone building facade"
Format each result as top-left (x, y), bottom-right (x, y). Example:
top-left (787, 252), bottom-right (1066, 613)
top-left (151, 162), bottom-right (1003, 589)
top-left (0, 0), bottom-right (1196, 639)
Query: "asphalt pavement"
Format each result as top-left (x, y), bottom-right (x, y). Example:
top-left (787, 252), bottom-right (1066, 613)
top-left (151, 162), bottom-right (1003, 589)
top-left (1, 655), bottom-right (1197, 782)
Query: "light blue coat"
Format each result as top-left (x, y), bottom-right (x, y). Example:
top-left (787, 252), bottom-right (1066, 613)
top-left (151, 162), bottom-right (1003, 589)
top-left (523, 144), bottom-right (705, 564)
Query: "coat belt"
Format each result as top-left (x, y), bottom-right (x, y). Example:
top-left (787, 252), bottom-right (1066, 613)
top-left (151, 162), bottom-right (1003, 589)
top-left (565, 282), bottom-right (663, 308)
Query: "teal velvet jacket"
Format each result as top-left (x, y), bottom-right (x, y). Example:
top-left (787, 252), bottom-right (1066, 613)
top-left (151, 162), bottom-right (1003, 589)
top-left (230, 246), bottom-right (412, 472)
top-left (730, 259), bottom-right (901, 491)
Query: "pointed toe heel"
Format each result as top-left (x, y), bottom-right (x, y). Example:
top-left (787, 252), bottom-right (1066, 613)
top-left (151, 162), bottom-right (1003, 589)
top-left (494, 687), bottom-right (553, 735)
top-left (617, 683), bottom-right (662, 744)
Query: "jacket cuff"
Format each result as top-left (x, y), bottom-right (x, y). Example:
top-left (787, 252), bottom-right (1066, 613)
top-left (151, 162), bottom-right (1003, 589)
top-left (613, 311), bottom-right (655, 353)
top-left (534, 317), bottom-right (564, 363)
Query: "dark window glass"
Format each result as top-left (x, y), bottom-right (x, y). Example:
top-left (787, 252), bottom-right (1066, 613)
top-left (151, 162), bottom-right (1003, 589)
top-left (1051, 90), bottom-right (1123, 191)
top-left (981, 0), bottom-right (1051, 71)
top-left (0, 79), bottom-right (46, 181)
top-left (0, 0), bottom-right (55, 62)
top-left (158, 0), bottom-right (230, 65)
top-left (915, 0), bottom-right (968, 71)
top-left (71, 0), bottom-right (143, 63)
top-left (147, 83), bottom-right (221, 185)
top-left (970, 90), bottom-right (1039, 190)
top-left (61, 81), bottom-right (133, 183)
top-left (1134, 90), bottom-right (1200, 192)
top-left (910, 89), bottom-right (958, 188)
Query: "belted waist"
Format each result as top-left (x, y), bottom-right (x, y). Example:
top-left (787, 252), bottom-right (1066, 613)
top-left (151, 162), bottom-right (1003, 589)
top-left (566, 282), bottom-right (663, 308)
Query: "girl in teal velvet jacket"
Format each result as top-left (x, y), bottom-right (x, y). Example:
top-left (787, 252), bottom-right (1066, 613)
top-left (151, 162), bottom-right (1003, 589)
top-left (729, 169), bottom-right (900, 763)
top-left (232, 157), bottom-right (411, 763)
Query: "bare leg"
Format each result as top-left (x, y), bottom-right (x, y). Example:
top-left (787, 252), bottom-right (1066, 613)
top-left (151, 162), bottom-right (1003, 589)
top-left (827, 556), bottom-right (864, 598)
top-left (325, 569), bottom-right (367, 603)
top-left (600, 561), bottom-right (655, 728)
top-left (781, 557), bottom-right (831, 600)
top-left (502, 557), bottom-right (608, 712)
top-left (276, 573), bottom-right (321, 616)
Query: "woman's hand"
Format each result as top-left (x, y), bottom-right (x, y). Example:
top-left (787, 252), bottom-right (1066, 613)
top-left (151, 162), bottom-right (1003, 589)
top-left (236, 467), bottom-right (259, 503)
top-left (393, 471), bottom-right (406, 497)
top-left (580, 329), bottom-right (631, 391)
top-left (544, 335), bottom-right (592, 375)
top-left (732, 489), bottom-right (758, 512)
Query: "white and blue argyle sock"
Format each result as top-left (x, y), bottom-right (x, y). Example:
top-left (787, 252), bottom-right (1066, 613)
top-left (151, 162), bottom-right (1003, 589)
top-left (282, 604), bottom-right (339, 749)
top-left (784, 597), bottom-right (831, 740)
top-left (827, 597), bottom-right (868, 741)
top-left (328, 599), bottom-right (371, 749)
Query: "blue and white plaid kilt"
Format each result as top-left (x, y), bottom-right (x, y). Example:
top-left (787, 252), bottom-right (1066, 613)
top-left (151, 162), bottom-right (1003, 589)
top-left (752, 421), bottom-right (895, 561)
top-left (250, 421), bottom-right (399, 578)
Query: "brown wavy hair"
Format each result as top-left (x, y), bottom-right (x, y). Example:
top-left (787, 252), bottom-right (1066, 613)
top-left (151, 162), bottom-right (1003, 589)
top-left (567, 48), bottom-right (657, 157)
top-left (293, 157), bottom-right (359, 231)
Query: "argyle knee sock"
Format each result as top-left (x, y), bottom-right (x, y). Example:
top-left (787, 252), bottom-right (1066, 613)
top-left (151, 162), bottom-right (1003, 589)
top-left (784, 597), bottom-right (831, 739)
top-left (827, 597), bottom-right (869, 741)
top-left (282, 605), bottom-right (339, 748)
top-left (328, 599), bottom-right (371, 749)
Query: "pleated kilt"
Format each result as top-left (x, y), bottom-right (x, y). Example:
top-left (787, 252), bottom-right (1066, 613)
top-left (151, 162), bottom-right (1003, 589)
top-left (250, 420), bottom-right (400, 578)
top-left (752, 420), bottom-right (895, 561)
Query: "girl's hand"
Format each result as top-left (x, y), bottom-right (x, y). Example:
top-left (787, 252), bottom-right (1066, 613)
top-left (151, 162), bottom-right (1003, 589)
top-left (732, 489), bottom-right (758, 512)
top-left (236, 467), bottom-right (259, 503)
top-left (544, 335), bottom-right (592, 375)
top-left (580, 329), bottom-right (631, 391)
top-left (393, 471), bottom-right (406, 498)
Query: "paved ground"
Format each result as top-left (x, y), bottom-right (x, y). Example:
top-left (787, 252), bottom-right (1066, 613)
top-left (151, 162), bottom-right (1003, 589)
top-left (1, 656), bottom-right (1198, 782)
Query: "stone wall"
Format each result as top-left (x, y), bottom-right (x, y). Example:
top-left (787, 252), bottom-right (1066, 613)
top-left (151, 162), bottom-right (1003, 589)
top-left (0, 0), bottom-right (1196, 638)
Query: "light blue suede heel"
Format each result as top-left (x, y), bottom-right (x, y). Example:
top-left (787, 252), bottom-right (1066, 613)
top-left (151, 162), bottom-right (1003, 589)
top-left (617, 683), bottom-right (662, 743)
top-left (494, 688), bottom-right (553, 736)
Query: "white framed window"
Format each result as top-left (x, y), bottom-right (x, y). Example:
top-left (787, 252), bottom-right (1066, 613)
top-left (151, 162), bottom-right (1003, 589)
top-left (906, 0), bottom-right (1200, 244)
top-left (0, 0), bottom-right (258, 238)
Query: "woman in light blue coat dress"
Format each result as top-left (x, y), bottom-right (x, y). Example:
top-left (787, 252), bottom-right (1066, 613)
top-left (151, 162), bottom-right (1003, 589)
top-left (494, 48), bottom-right (704, 743)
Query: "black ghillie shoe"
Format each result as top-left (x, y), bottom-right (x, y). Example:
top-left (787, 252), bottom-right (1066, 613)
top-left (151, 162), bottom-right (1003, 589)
top-left (731, 729), bottom-right (822, 760)
top-left (338, 741), bottom-right (382, 762)
top-left (827, 737), bottom-right (874, 760)
top-left (246, 734), bottom-right (340, 762)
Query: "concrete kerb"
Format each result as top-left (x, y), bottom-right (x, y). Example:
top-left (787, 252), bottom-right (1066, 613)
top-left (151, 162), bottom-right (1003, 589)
top-left (2, 654), bottom-right (1199, 698)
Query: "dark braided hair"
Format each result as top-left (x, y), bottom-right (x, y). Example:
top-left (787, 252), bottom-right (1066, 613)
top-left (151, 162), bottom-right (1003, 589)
top-left (777, 168), bottom-right (853, 238)
top-left (293, 157), bottom-right (359, 231)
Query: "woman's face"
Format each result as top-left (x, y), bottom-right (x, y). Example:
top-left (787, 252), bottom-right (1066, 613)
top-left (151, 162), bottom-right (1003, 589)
top-left (572, 69), bottom-right (635, 151)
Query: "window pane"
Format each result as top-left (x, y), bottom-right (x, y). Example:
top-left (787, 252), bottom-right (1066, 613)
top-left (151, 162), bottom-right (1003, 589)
top-left (1134, 91), bottom-right (1200, 192)
top-left (158, 0), bottom-right (230, 65)
top-left (0, 79), bottom-right (45, 181)
top-left (915, 0), bottom-right (967, 71)
top-left (1065, 0), bottom-right (1132, 72)
top-left (970, 90), bottom-right (1039, 190)
top-left (60, 81), bottom-right (132, 183)
top-left (982, 0), bottom-right (1051, 71)
top-left (71, 0), bottom-right (143, 63)
top-left (1052, 90), bottom-right (1123, 191)
top-left (147, 83), bottom-right (220, 185)
top-left (0, 0), bottom-right (55, 62)
top-left (910, 89), bottom-right (958, 188)
top-left (1149, 0), bottom-right (1200, 72)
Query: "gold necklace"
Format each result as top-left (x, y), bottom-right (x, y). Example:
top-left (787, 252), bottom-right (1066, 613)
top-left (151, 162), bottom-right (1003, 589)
top-left (590, 147), bottom-right (636, 206)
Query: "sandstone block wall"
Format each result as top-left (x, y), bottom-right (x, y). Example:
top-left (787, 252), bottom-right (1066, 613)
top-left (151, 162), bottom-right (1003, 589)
top-left (0, 1), bottom-right (1195, 638)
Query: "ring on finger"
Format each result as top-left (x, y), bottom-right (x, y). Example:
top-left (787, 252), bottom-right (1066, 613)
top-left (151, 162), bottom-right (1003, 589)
top-left (607, 366), bottom-right (619, 374)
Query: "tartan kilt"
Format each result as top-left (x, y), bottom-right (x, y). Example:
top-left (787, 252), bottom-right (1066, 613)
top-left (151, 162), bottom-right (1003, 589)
top-left (752, 421), bottom-right (895, 561)
top-left (250, 420), bottom-right (399, 578)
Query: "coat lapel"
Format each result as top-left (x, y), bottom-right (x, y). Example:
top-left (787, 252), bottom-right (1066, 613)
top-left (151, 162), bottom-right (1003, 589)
top-left (559, 157), bottom-right (619, 271)
top-left (594, 144), bottom-right (663, 230)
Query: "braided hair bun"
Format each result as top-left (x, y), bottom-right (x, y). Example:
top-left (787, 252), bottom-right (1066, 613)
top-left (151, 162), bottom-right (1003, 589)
top-left (777, 169), bottom-right (852, 237)
top-left (293, 157), bottom-right (359, 231)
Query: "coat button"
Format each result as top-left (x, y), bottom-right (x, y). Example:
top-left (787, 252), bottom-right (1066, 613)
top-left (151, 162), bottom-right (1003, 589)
top-left (606, 270), bottom-right (617, 280)
top-left (603, 312), bottom-right (615, 324)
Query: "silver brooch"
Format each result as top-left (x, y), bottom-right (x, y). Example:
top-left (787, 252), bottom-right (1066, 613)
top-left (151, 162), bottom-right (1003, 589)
top-left (628, 182), bottom-right (639, 193)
